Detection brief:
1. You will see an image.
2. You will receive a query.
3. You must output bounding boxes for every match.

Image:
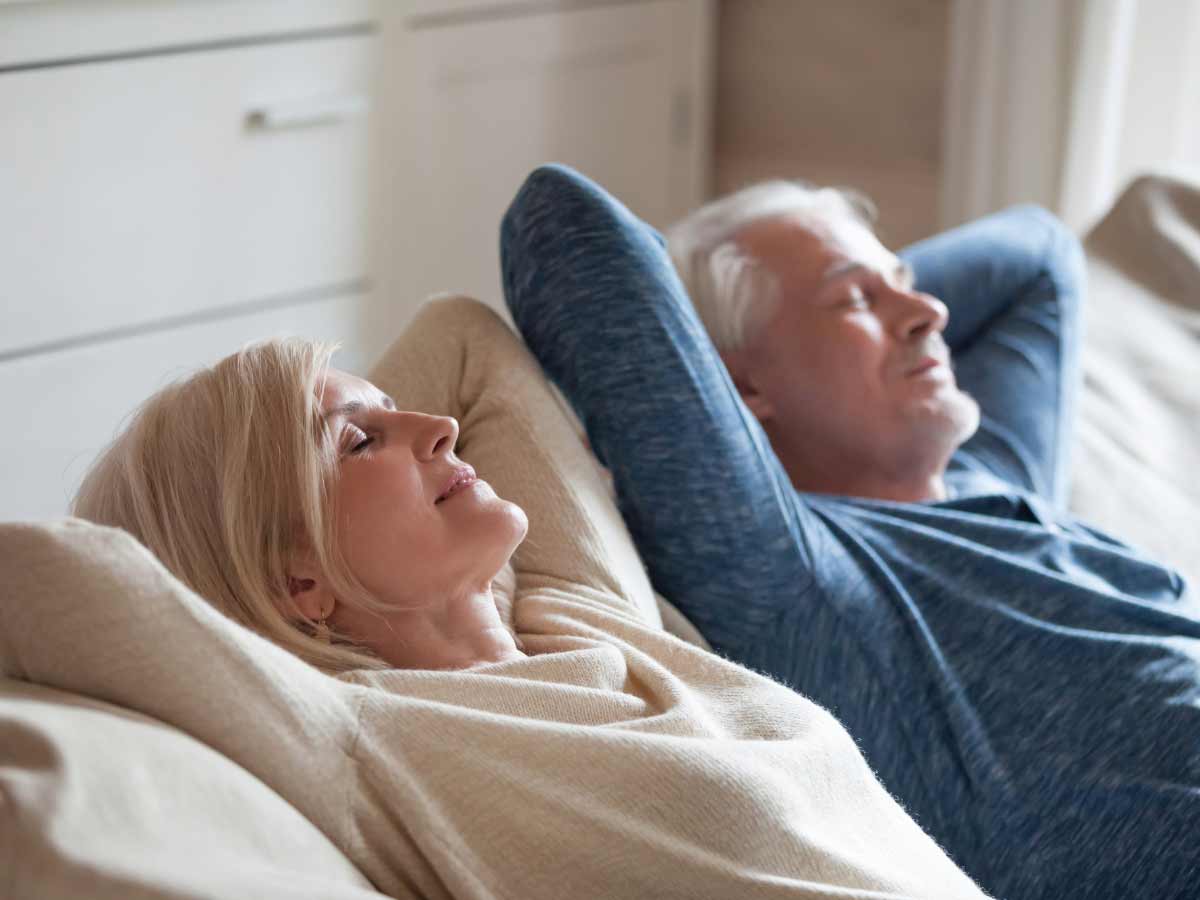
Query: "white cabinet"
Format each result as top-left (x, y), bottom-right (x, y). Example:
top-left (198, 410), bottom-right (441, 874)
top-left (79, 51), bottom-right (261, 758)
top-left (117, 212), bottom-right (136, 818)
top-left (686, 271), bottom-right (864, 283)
top-left (372, 0), bottom-right (714, 334)
top-left (0, 1), bottom-right (378, 521)
top-left (0, 0), bottom-right (714, 520)
top-left (1, 33), bottom-right (374, 356)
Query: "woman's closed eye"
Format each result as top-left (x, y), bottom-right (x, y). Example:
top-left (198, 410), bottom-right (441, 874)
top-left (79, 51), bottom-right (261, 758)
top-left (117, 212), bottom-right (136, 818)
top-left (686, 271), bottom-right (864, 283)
top-left (343, 425), bottom-right (375, 456)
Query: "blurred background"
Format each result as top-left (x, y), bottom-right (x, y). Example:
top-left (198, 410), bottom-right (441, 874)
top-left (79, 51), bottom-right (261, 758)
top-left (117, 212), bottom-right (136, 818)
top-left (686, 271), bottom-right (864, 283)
top-left (3, 0), bottom-right (1199, 519)
top-left (715, 0), bottom-right (948, 248)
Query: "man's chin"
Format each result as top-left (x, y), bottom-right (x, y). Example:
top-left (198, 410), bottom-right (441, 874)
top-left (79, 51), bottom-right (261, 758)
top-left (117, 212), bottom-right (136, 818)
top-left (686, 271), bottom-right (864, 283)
top-left (911, 388), bottom-right (980, 449)
top-left (944, 391), bottom-right (982, 447)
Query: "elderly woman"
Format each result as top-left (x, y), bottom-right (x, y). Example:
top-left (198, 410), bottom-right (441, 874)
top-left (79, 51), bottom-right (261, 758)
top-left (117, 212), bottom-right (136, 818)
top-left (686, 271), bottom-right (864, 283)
top-left (45, 292), bottom-right (987, 899)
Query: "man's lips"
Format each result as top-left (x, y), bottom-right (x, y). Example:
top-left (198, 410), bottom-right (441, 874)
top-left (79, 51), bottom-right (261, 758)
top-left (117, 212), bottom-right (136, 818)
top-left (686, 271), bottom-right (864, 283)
top-left (906, 357), bottom-right (944, 377)
top-left (435, 465), bottom-right (477, 504)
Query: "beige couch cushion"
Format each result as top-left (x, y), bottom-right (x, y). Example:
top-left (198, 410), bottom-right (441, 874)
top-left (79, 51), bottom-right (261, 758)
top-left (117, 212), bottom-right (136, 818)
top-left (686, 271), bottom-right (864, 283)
top-left (0, 676), bottom-right (385, 899)
top-left (0, 518), bottom-right (388, 899)
top-left (1072, 172), bottom-right (1200, 588)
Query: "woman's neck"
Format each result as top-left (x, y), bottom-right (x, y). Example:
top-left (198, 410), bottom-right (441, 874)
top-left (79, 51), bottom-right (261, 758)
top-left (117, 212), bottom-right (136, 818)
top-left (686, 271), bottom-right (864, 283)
top-left (374, 586), bottom-right (526, 671)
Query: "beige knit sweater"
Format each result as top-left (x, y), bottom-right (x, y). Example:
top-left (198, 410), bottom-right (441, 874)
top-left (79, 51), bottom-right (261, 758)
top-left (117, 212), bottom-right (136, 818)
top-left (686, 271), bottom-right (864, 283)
top-left (0, 297), bottom-right (986, 899)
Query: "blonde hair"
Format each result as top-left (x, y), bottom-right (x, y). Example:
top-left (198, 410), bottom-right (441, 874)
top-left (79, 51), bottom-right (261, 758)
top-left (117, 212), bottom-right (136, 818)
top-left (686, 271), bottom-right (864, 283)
top-left (666, 180), bottom-right (877, 351)
top-left (72, 338), bottom-right (390, 674)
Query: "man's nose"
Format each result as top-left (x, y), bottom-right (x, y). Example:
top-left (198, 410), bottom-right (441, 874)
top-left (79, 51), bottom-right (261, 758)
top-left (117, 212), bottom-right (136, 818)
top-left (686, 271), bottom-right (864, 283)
top-left (891, 287), bottom-right (948, 340)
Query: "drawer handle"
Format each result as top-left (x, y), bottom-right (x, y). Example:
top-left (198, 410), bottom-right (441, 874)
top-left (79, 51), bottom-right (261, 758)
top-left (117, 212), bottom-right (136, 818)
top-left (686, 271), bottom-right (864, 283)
top-left (245, 95), bottom-right (369, 130)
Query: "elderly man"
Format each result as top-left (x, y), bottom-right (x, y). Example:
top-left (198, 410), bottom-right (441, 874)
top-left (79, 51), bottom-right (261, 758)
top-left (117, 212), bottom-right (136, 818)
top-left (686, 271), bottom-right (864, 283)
top-left (501, 165), bottom-right (1199, 900)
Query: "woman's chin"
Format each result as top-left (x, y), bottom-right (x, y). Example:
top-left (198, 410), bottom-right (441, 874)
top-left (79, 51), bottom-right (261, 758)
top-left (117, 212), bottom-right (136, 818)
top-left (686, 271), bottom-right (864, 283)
top-left (499, 499), bottom-right (530, 551)
top-left (473, 494), bottom-right (529, 568)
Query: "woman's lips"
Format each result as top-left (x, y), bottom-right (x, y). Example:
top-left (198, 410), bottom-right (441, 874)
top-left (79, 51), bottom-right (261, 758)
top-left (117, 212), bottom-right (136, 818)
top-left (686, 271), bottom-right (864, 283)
top-left (436, 466), bottom-right (478, 504)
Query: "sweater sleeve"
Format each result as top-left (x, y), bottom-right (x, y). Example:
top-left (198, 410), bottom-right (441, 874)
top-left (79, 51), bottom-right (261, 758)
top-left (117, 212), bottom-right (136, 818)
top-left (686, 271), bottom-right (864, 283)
top-left (367, 295), bottom-right (661, 626)
top-left (0, 519), bottom-right (363, 853)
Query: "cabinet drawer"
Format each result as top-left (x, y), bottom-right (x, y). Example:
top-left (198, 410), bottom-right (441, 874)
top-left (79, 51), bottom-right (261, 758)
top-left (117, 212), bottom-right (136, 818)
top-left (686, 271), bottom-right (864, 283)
top-left (0, 291), bottom-right (369, 521)
top-left (0, 33), bottom-right (373, 357)
top-left (0, 0), bottom-right (372, 69)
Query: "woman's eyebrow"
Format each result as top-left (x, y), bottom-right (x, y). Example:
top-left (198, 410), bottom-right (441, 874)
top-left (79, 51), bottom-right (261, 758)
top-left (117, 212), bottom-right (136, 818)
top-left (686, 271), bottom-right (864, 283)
top-left (324, 396), bottom-right (396, 421)
top-left (323, 400), bottom-right (364, 422)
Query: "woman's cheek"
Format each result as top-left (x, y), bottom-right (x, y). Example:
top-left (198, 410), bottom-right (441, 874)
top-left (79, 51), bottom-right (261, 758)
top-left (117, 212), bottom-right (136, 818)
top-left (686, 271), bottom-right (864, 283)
top-left (334, 474), bottom-right (392, 562)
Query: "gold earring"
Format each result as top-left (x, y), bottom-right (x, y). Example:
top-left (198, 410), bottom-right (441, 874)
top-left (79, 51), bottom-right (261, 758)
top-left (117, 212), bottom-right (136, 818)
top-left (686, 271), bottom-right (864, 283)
top-left (314, 604), bottom-right (331, 644)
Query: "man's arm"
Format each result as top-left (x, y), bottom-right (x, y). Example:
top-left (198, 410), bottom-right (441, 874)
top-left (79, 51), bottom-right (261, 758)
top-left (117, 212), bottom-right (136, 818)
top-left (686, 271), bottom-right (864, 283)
top-left (501, 165), bottom-right (821, 646)
top-left (899, 206), bottom-right (1086, 506)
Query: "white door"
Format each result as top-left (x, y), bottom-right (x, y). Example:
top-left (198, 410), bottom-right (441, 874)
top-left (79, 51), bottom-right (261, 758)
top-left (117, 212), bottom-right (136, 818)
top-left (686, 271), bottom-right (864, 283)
top-left (374, 0), bottom-right (713, 333)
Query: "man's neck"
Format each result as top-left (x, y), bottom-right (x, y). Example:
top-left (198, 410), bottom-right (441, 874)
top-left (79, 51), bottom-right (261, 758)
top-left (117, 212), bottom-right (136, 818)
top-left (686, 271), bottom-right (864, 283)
top-left (786, 464), bottom-right (948, 503)
top-left (771, 431), bottom-right (951, 503)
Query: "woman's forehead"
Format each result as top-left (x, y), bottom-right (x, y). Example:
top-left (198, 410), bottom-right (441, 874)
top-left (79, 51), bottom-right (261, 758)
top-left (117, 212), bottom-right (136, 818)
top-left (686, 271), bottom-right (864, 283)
top-left (319, 369), bottom-right (395, 416)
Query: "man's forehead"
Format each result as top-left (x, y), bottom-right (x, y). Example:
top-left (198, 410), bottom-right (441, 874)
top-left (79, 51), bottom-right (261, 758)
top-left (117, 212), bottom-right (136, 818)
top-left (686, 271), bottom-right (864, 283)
top-left (735, 209), bottom-right (827, 248)
top-left (737, 210), bottom-right (895, 289)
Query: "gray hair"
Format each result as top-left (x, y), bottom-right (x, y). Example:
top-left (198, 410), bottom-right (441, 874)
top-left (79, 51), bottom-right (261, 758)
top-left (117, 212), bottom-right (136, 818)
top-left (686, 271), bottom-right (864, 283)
top-left (666, 180), bottom-right (877, 351)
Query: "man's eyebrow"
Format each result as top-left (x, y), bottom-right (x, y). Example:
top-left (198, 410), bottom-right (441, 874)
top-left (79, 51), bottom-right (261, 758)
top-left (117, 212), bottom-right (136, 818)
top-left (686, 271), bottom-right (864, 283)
top-left (820, 260), bottom-right (914, 288)
top-left (820, 261), bottom-right (866, 285)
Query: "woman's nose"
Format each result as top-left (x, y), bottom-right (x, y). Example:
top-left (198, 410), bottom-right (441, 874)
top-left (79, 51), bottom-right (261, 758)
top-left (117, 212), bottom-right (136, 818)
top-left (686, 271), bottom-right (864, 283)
top-left (418, 414), bottom-right (459, 461)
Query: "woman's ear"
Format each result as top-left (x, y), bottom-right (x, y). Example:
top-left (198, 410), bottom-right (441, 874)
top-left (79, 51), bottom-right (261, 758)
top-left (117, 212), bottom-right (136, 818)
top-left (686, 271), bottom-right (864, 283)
top-left (720, 349), bottom-right (775, 424)
top-left (285, 558), bottom-right (335, 623)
